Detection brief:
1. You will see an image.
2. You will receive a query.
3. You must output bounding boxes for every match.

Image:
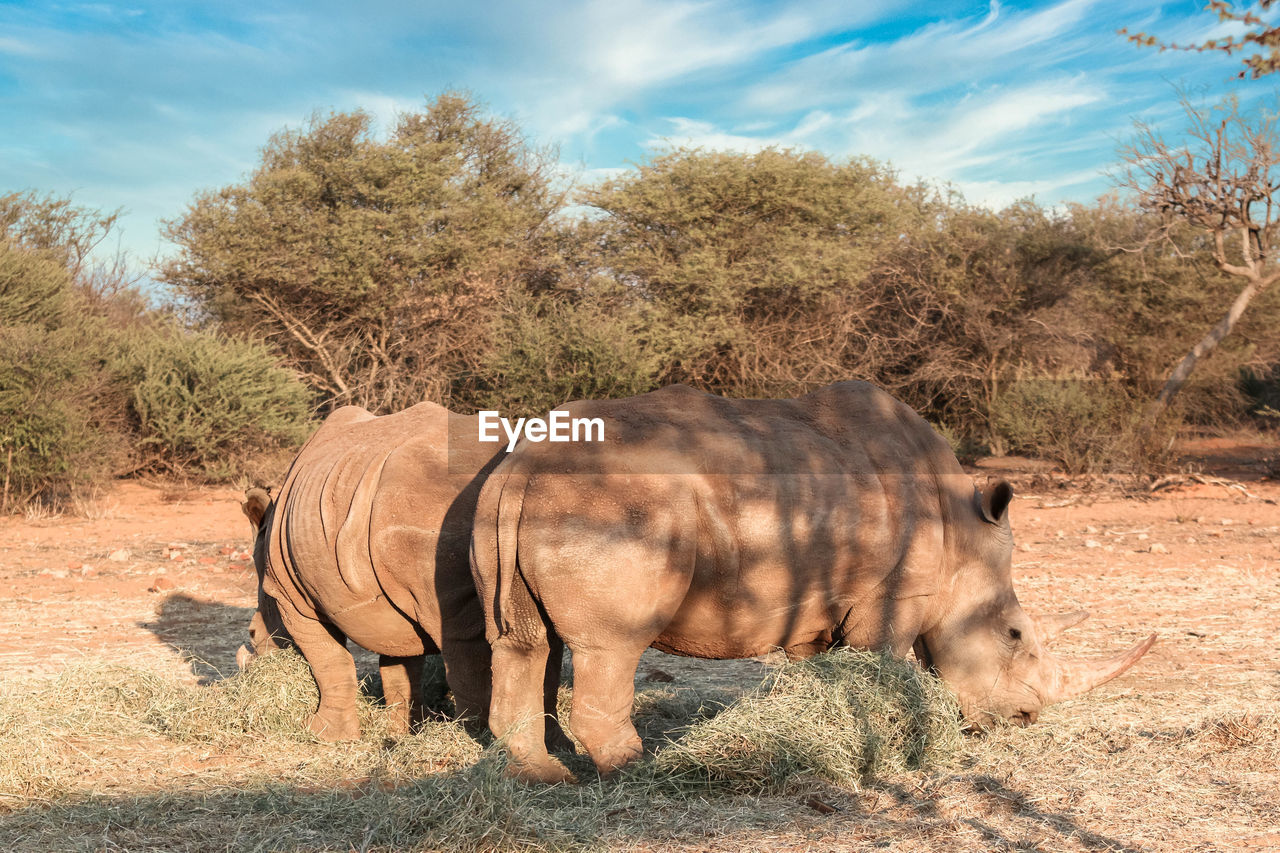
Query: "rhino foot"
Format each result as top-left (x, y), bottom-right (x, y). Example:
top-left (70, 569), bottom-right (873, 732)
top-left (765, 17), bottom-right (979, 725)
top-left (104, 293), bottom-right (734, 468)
top-left (587, 740), bottom-right (643, 777)
top-left (307, 709), bottom-right (361, 741)
top-left (506, 756), bottom-right (576, 785)
top-left (382, 706), bottom-right (415, 737)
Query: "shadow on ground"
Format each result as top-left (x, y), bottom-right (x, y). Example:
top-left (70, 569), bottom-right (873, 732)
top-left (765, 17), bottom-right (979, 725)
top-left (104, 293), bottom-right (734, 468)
top-left (139, 593), bottom-right (257, 682)
top-left (0, 765), bottom-right (1150, 853)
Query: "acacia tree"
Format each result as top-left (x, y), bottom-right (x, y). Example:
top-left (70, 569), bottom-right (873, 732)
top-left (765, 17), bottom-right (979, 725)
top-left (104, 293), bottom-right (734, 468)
top-left (161, 93), bottom-right (563, 413)
top-left (1122, 94), bottom-right (1280, 418)
top-left (580, 147), bottom-right (914, 397)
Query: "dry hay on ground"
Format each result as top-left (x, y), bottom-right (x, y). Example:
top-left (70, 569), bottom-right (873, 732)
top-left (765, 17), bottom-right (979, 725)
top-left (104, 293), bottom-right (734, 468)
top-left (0, 463), bottom-right (1277, 851)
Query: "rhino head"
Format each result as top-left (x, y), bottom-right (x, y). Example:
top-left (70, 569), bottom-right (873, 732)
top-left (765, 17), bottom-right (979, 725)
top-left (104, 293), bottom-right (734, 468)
top-left (915, 481), bottom-right (1155, 727)
top-left (236, 487), bottom-right (295, 669)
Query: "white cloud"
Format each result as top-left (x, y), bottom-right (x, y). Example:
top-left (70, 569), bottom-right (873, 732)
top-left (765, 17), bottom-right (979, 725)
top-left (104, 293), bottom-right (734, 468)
top-left (332, 90), bottom-right (421, 135)
top-left (645, 116), bottom-right (792, 153)
top-left (577, 0), bottom-right (811, 90)
top-left (635, 75), bottom-right (1108, 208)
top-left (741, 0), bottom-right (1105, 115)
top-left (503, 0), bottom-right (896, 153)
top-left (955, 167), bottom-right (1106, 210)
top-left (936, 83), bottom-right (1102, 155)
top-left (0, 35), bottom-right (39, 56)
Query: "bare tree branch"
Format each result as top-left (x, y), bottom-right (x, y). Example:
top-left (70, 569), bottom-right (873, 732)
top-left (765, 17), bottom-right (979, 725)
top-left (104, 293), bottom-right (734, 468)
top-left (1119, 93), bottom-right (1280, 419)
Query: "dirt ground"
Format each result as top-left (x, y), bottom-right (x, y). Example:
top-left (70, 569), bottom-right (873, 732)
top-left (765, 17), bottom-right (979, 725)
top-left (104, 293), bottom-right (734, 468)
top-left (1, 434), bottom-right (1278, 850)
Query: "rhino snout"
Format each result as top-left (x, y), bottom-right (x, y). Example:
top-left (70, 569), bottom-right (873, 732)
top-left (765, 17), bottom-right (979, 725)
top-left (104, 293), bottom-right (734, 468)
top-left (236, 644), bottom-right (256, 670)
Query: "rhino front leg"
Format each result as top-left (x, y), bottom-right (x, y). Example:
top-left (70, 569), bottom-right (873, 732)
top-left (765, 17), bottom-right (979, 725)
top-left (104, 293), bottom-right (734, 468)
top-left (278, 606), bottom-right (362, 741)
top-left (379, 654), bottom-right (425, 735)
top-left (440, 633), bottom-right (493, 735)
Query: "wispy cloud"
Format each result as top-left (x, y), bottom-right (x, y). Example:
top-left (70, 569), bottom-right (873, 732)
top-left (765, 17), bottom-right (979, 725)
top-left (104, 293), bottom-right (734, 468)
top-left (0, 0), bottom-right (1257, 267)
top-left (607, 0), bottom-right (1169, 206)
top-left (0, 35), bottom-right (40, 56)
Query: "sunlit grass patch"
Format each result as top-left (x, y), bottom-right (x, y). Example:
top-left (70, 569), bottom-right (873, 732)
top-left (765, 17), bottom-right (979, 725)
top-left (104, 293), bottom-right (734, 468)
top-left (0, 650), bottom-right (483, 805)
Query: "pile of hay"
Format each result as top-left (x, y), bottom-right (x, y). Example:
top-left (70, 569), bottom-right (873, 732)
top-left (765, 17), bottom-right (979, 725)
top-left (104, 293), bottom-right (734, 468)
top-left (648, 648), bottom-right (963, 792)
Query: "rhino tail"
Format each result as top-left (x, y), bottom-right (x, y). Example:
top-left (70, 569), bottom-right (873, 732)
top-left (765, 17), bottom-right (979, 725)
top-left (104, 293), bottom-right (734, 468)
top-left (492, 469), bottom-right (530, 637)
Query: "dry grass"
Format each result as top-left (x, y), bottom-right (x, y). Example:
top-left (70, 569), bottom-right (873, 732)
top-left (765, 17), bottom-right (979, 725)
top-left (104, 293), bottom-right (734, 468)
top-left (0, 649), bottom-right (970, 851)
top-left (2, 633), bottom-right (1277, 851)
top-left (68, 486), bottom-right (120, 520)
top-left (20, 500), bottom-right (60, 522)
top-left (649, 649), bottom-right (962, 792)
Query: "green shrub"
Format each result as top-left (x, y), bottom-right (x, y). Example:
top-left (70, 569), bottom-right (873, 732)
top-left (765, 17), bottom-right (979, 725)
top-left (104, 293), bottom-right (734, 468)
top-left (0, 241), bottom-right (72, 328)
top-left (478, 290), bottom-right (663, 415)
top-left (990, 378), bottom-right (1173, 474)
top-left (118, 326), bottom-right (314, 480)
top-left (0, 323), bottom-right (126, 511)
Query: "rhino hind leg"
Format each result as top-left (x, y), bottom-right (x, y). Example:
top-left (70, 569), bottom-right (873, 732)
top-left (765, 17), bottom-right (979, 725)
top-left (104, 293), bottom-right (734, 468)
top-left (491, 635), bottom-right (575, 784)
top-left (379, 654), bottom-right (426, 735)
top-left (567, 644), bottom-right (646, 776)
top-left (278, 607), bottom-right (362, 741)
top-left (542, 633), bottom-right (576, 755)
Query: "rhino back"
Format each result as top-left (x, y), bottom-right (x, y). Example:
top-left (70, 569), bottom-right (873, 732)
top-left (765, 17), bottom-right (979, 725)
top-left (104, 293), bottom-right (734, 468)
top-left (506, 381), bottom-right (961, 658)
top-left (267, 402), bottom-right (487, 651)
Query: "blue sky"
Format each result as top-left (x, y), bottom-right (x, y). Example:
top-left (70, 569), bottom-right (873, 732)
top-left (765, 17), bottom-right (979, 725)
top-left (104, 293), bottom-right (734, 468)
top-left (0, 0), bottom-right (1274, 270)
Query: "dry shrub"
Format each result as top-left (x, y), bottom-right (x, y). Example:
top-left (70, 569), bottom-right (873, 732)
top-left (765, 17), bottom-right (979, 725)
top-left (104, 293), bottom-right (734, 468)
top-left (648, 649), bottom-right (963, 793)
top-left (19, 651), bottom-right (320, 744)
top-left (1172, 712), bottom-right (1280, 750)
top-left (990, 378), bottom-right (1177, 474)
top-left (0, 698), bottom-right (70, 802)
top-left (1, 647), bottom-right (969, 849)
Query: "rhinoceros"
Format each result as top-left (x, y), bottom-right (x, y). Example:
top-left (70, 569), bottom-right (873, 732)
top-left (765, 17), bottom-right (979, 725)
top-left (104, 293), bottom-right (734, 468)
top-left (470, 381), bottom-right (1156, 783)
top-left (239, 402), bottom-right (569, 742)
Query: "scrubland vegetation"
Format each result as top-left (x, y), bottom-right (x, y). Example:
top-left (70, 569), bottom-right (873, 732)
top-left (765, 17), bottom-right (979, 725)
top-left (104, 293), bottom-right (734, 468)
top-left (2, 87), bottom-right (1278, 851)
top-left (3, 92), bottom-right (1278, 512)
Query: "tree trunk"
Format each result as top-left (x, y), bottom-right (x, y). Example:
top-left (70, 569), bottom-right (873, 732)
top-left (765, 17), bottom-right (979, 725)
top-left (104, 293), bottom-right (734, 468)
top-left (1147, 276), bottom-right (1262, 422)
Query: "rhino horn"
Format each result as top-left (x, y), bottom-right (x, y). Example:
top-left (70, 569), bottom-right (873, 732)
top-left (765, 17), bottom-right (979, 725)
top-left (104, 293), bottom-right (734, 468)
top-left (1042, 633), bottom-right (1157, 704)
top-left (1035, 610), bottom-right (1090, 644)
top-left (236, 644), bottom-right (256, 670)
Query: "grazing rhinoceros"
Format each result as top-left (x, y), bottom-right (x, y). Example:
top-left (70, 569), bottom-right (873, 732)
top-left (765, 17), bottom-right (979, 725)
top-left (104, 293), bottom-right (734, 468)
top-left (239, 402), bottom-right (569, 743)
top-left (470, 381), bottom-right (1156, 783)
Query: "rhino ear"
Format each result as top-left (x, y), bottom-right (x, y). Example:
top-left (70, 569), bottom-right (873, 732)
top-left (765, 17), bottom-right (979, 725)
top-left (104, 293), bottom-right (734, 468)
top-left (979, 480), bottom-right (1014, 525)
top-left (241, 487), bottom-right (272, 532)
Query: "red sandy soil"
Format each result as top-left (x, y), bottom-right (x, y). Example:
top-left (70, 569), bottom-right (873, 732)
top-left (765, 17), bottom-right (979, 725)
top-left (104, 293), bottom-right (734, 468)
top-left (0, 434), bottom-right (1276, 693)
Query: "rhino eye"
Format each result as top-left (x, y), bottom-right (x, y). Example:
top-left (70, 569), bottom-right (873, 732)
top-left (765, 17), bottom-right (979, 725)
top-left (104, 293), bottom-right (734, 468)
top-left (1008, 628), bottom-right (1022, 641)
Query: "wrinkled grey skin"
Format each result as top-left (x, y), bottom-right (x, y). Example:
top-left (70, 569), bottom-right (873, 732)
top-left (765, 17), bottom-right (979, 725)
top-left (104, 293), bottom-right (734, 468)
top-left (240, 402), bottom-right (570, 746)
top-left (470, 381), bottom-right (1156, 783)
